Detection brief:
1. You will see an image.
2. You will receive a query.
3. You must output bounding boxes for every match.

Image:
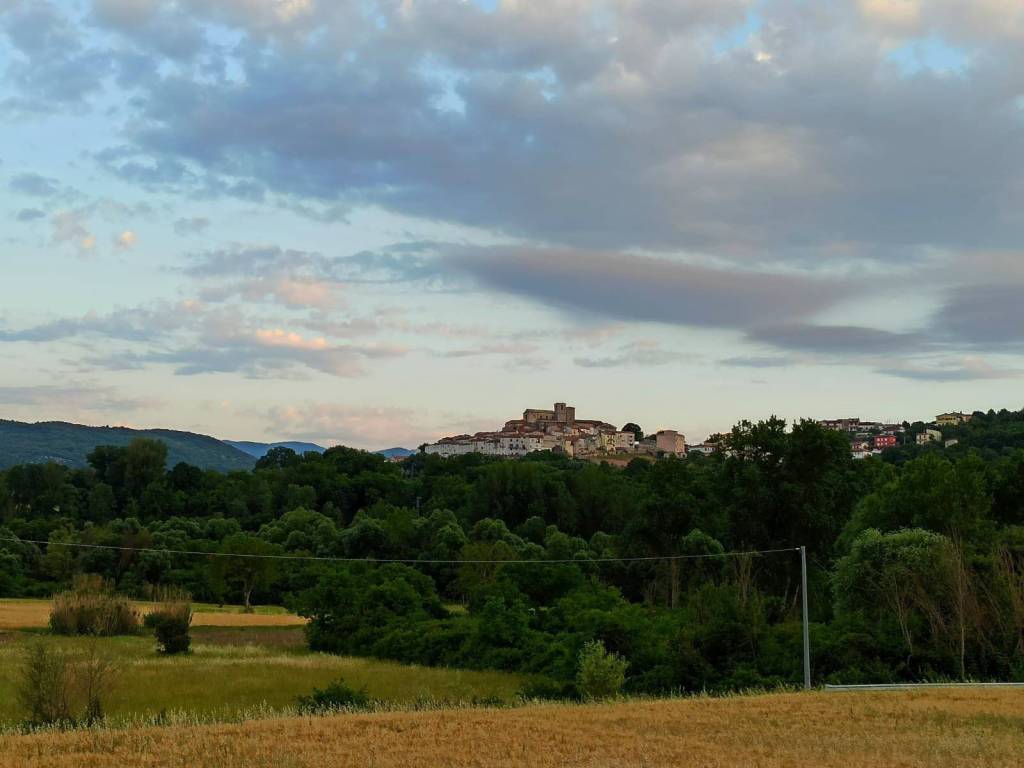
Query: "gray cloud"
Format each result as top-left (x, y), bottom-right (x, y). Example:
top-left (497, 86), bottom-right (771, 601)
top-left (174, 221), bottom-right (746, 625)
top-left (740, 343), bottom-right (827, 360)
top-left (15, 208), bottom-right (45, 222)
top-left (5, 0), bottom-right (1024, 380)
top-left (1, 2), bottom-right (114, 112)
top-left (0, 383), bottom-right (152, 412)
top-left (85, 342), bottom-right (401, 379)
top-left (0, 304), bottom-right (190, 343)
top-left (9, 172), bottom-right (60, 197)
top-left (878, 361), bottom-right (1022, 382)
top-left (446, 246), bottom-right (846, 329)
top-left (172, 216), bottom-right (210, 235)
top-left (10, 0), bottom-right (1015, 262)
top-left (184, 244), bottom-right (445, 286)
top-left (1, 298), bottom-right (406, 380)
top-left (747, 324), bottom-right (924, 355)
top-left (933, 284), bottom-right (1024, 346)
top-left (574, 342), bottom-right (683, 368)
top-left (719, 355), bottom-right (795, 368)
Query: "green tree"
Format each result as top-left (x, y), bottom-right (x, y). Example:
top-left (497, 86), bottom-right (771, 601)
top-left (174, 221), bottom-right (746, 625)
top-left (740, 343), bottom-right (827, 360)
top-left (124, 439), bottom-right (168, 499)
top-left (216, 534), bottom-right (283, 612)
top-left (576, 639), bottom-right (628, 699)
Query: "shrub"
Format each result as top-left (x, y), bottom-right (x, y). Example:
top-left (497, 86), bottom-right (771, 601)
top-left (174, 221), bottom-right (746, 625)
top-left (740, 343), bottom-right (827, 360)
top-left (576, 640), bottom-right (628, 700)
top-left (144, 587), bottom-right (193, 655)
top-left (295, 678), bottom-right (371, 713)
top-left (16, 640), bottom-right (119, 726)
top-left (76, 641), bottom-right (119, 724)
top-left (49, 575), bottom-right (140, 637)
top-left (17, 642), bottom-right (74, 726)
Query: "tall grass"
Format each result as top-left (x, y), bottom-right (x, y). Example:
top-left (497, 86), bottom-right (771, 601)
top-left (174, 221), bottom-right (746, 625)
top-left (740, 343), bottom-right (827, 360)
top-left (48, 576), bottom-right (140, 637)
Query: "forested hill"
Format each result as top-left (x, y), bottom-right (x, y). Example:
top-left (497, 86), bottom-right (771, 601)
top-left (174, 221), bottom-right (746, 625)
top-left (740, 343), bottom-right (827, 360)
top-left (883, 407), bottom-right (1024, 463)
top-left (223, 440), bottom-right (326, 459)
top-left (0, 419), bottom-right (256, 472)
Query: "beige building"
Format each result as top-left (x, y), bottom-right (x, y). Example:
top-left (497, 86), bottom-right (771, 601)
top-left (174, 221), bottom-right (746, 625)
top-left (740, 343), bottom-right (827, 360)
top-left (936, 412), bottom-right (972, 427)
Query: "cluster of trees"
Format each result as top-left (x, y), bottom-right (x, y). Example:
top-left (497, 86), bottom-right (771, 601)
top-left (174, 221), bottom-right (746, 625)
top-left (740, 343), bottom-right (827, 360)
top-left (3, 409), bottom-right (1024, 692)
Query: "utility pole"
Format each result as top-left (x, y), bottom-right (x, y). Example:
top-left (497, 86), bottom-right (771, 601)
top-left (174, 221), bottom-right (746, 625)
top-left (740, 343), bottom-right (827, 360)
top-left (800, 545), bottom-right (811, 690)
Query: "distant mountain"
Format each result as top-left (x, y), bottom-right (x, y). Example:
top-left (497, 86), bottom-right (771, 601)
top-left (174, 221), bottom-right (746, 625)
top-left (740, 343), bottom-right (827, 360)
top-left (0, 419), bottom-right (256, 472)
top-left (223, 440), bottom-right (327, 458)
top-left (376, 447), bottom-right (416, 459)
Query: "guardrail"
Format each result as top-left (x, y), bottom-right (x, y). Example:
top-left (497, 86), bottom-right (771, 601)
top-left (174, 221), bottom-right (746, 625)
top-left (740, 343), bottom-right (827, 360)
top-left (825, 682), bottom-right (1024, 691)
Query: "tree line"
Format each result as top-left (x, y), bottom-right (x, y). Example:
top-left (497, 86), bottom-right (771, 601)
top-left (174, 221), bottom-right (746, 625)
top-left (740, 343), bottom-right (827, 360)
top-left (3, 410), bottom-right (1024, 692)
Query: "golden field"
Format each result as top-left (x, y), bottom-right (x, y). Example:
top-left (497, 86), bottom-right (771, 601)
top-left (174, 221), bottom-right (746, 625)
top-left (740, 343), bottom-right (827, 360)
top-left (0, 598), bottom-right (306, 630)
top-left (2, 688), bottom-right (1023, 768)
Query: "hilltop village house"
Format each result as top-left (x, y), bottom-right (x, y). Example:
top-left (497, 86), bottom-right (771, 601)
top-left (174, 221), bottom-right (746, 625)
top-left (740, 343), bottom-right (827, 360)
top-left (424, 402), bottom-right (684, 459)
top-left (818, 410), bottom-right (974, 458)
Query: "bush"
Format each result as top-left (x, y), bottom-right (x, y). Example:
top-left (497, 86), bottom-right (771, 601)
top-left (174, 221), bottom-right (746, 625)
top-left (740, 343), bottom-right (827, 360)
top-left (576, 640), bottom-right (628, 700)
top-left (295, 678), bottom-right (371, 713)
top-left (144, 588), bottom-right (193, 655)
top-left (16, 640), bottom-right (119, 726)
top-left (16, 642), bottom-right (74, 726)
top-left (49, 575), bottom-right (140, 637)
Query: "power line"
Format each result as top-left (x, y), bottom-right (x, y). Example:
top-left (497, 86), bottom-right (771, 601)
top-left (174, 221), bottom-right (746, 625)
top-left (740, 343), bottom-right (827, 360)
top-left (0, 536), bottom-right (799, 566)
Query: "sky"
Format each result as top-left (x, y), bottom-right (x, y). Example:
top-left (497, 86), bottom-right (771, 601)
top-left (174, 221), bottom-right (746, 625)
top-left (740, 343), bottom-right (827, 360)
top-left (1, 0), bottom-right (1024, 450)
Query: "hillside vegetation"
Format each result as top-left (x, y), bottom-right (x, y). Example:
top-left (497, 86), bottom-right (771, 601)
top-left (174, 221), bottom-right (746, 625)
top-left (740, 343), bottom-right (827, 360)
top-left (0, 420), bottom-right (255, 472)
top-left (1, 689), bottom-right (1021, 768)
top-left (3, 411), bottom-right (1024, 694)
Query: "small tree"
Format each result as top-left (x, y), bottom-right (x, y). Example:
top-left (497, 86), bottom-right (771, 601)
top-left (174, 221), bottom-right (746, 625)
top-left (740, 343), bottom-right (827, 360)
top-left (576, 640), bottom-right (628, 700)
top-left (621, 423), bottom-right (643, 442)
top-left (77, 640), bottom-right (119, 724)
top-left (216, 534), bottom-right (281, 612)
top-left (17, 640), bottom-right (121, 726)
top-left (17, 642), bottom-right (74, 726)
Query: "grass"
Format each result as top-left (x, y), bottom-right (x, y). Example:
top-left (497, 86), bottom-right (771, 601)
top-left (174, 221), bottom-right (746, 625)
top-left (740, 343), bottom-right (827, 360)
top-left (1, 688), bottom-right (1022, 767)
top-left (0, 628), bottom-right (526, 725)
top-left (0, 598), bottom-right (305, 631)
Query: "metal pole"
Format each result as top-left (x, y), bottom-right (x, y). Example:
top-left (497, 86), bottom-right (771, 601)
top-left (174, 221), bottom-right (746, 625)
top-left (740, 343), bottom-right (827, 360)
top-left (800, 545), bottom-right (811, 690)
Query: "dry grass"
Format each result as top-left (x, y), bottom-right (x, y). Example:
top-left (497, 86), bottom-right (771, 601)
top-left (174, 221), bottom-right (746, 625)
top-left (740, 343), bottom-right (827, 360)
top-left (1, 689), bottom-right (1022, 768)
top-left (0, 599), bottom-right (305, 630)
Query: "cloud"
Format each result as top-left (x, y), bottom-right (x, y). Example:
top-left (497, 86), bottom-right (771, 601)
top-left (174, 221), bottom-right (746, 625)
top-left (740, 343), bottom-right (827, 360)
top-left (879, 358), bottom-right (1022, 381)
top-left (0, 383), bottom-right (153, 413)
top-left (0, 302), bottom-right (195, 343)
top-left (1, 297), bottom-right (407, 379)
top-left (172, 216), bottom-right (210, 235)
top-left (15, 208), bottom-right (45, 222)
top-left (719, 355), bottom-right (796, 368)
top-left (1, 2), bottom-right (114, 112)
top-left (6, 0), bottom-right (1009, 263)
top-left (9, 172), bottom-right (60, 197)
top-left (50, 210), bottom-right (96, 252)
top-left (574, 341), bottom-right (683, 368)
top-left (933, 284), bottom-right (1024, 345)
top-left (114, 229), bottom-right (137, 249)
top-left (184, 244), bottom-right (443, 285)
top-left (263, 403), bottom-right (430, 449)
top-left (446, 246), bottom-right (847, 329)
top-left (200, 277), bottom-right (343, 311)
top-left (747, 324), bottom-right (924, 354)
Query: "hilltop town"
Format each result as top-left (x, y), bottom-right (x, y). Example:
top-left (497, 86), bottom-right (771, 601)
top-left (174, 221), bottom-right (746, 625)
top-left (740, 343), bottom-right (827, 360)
top-left (424, 402), bottom-right (685, 459)
top-left (817, 411), bottom-right (973, 459)
top-left (424, 403), bottom-right (979, 461)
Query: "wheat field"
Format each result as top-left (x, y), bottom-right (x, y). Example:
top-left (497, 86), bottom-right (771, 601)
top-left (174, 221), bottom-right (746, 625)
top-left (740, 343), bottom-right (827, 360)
top-left (2, 688), bottom-right (1022, 768)
top-left (0, 598), bottom-right (306, 630)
